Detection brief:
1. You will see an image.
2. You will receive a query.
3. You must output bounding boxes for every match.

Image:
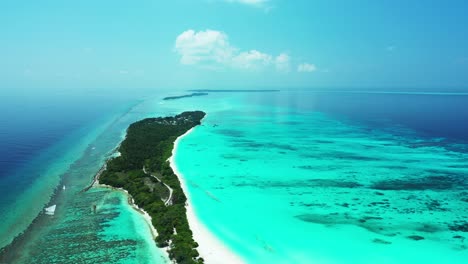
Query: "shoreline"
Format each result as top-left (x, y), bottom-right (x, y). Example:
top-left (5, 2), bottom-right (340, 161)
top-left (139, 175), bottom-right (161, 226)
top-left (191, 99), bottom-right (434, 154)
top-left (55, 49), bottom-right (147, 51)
top-left (169, 127), bottom-right (245, 264)
top-left (93, 111), bottom-right (208, 263)
top-left (94, 176), bottom-right (172, 263)
top-left (91, 144), bottom-right (172, 262)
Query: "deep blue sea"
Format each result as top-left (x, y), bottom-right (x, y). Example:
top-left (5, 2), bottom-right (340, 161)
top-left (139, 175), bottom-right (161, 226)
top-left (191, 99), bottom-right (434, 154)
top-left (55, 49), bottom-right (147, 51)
top-left (0, 91), bottom-right (136, 248)
top-left (1, 89), bottom-right (467, 263)
top-left (0, 93), bottom-right (125, 199)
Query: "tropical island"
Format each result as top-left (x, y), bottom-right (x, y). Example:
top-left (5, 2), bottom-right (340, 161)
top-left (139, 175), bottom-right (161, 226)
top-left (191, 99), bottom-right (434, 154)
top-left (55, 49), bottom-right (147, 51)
top-left (98, 111), bottom-right (206, 264)
top-left (163, 93), bottom-right (209, 101)
top-left (189, 89), bottom-right (280, 93)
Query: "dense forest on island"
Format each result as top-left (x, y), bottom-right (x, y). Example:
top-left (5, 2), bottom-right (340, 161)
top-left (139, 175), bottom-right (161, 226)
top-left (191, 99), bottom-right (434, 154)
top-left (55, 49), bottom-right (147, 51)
top-left (99, 111), bottom-right (206, 264)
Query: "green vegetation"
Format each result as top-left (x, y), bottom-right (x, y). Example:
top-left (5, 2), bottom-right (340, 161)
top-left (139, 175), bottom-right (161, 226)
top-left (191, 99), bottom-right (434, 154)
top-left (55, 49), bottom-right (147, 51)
top-left (99, 111), bottom-right (206, 264)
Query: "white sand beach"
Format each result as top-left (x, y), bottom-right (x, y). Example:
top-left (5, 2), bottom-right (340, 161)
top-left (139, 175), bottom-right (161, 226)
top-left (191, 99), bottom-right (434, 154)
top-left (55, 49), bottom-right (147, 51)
top-left (169, 128), bottom-right (245, 264)
top-left (95, 182), bottom-right (171, 262)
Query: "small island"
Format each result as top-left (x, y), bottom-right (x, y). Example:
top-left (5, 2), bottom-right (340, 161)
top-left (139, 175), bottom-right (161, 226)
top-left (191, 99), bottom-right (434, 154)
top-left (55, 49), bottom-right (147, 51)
top-left (188, 89), bottom-right (280, 93)
top-left (163, 93), bottom-right (209, 101)
top-left (98, 111), bottom-right (206, 264)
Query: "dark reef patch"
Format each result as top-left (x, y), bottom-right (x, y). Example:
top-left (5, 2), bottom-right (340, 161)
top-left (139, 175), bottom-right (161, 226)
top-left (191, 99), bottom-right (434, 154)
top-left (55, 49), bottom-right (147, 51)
top-left (231, 141), bottom-right (297, 151)
top-left (415, 223), bottom-right (443, 233)
top-left (295, 213), bottom-right (445, 238)
top-left (383, 165), bottom-right (409, 170)
top-left (407, 235), bottom-right (425, 241)
top-left (0, 189), bottom-right (141, 263)
top-left (234, 179), bottom-right (363, 189)
top-left (296, 165), bottom-right (316, 170)
top-left (215, 129), bottom-right (245, 138)
top-left (449, 222), bottom-right (468, 232)
top-left (278, 121), bottom-right (302, 125)
top-left (425, 199), bottom-right (448, 212)
top-left (373, 238), bottom-right (392, 245)
top-left (230, 140), bottom-right (266, 149)
top-left (222, 154), bottom-right (247, 160)
top-left (299, 202), bottom-right (329, 208)
top-left (302, 151), bottom-right (382, 162)
top-left (458, 192), bottom-right (468, 203)
top-left (329, 151), bottom-right (382, 161)
top-left (312, 140), bottom-right (335, 144)
top-left (359, 216), bottom-right (384, 223)
top-left (370, 175), bottom-right (464, 191)
top-left (269, 143), bottom-right (297, 151)
top-left (304, 179), bottom-right (363, 188)
top-left (295, 213), bottom-right (389, 235)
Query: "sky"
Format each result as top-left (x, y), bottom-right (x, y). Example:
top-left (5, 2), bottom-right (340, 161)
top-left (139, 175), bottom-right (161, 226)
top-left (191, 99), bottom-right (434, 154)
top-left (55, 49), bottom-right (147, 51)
top-left (1, 0), bottom-right (468, 92)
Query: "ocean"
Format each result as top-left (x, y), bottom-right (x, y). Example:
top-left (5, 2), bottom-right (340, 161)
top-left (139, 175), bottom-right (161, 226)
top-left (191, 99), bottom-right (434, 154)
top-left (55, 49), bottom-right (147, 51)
top-left (1, 90), bottom-right (467, 263)
top-left (172, 91), bottom-right (468, 263)
top-left (0, 89), bottom-right (175, 263)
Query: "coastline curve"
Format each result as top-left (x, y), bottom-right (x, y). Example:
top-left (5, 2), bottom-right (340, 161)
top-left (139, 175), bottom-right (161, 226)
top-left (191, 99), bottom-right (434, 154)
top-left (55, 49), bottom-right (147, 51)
top-left (169, 126), bottom-right (245, 264)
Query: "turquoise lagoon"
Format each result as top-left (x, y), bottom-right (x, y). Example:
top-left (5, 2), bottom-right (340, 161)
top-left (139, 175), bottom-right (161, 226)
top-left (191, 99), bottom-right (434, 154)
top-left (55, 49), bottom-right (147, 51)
top-left (1, 90), bottom-right (467, 263)
top-left (170, 91), bottom-right (468, 263)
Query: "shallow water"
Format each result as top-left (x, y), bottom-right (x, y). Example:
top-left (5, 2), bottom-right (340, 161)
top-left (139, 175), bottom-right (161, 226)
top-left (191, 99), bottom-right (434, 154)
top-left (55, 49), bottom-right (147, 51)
top-left (2, 90), bottom-right (467, 263)
top-left (172, 91), bottom-right (468, 263)
top-left (0, 91), bottom-right (176, 263)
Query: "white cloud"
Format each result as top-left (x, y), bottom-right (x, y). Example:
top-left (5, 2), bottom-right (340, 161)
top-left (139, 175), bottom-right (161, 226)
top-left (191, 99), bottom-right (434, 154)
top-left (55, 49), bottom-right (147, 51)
top-left (297, 63), bottom-right (317, 73)
top-left (386, 45), bottom-right (396, 52)
top-left (175, 29), bottom-right (289, 72)
top-left (232, 50), bottom-right (272, 70)
top-left (275, 53), bottom-right (291, 72)
top-left (174, 29), bottom-right (234, 65)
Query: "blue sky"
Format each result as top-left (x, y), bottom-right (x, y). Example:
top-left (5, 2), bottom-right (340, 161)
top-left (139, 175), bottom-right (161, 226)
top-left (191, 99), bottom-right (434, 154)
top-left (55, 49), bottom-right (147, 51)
top-left (1, 0), bottom-right (468, 91)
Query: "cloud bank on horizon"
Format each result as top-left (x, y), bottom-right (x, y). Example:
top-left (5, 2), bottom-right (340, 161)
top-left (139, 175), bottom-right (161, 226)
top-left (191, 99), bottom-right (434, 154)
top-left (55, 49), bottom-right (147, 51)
top-left (174, 29), bottom-right (313, 73)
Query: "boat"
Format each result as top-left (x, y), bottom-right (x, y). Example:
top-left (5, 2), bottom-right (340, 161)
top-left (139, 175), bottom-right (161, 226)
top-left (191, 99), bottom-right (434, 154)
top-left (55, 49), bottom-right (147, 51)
top-left (45, 205), bottom-right (56, 215)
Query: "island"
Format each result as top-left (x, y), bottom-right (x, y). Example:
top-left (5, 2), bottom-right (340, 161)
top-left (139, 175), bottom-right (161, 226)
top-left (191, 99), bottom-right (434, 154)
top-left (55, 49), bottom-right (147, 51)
top-left (188, 89), bottom-right (280, 93)
top-left (98, 111), bottom-right (206, 264)
top-left (163, 93), bottom-right (209, 101)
